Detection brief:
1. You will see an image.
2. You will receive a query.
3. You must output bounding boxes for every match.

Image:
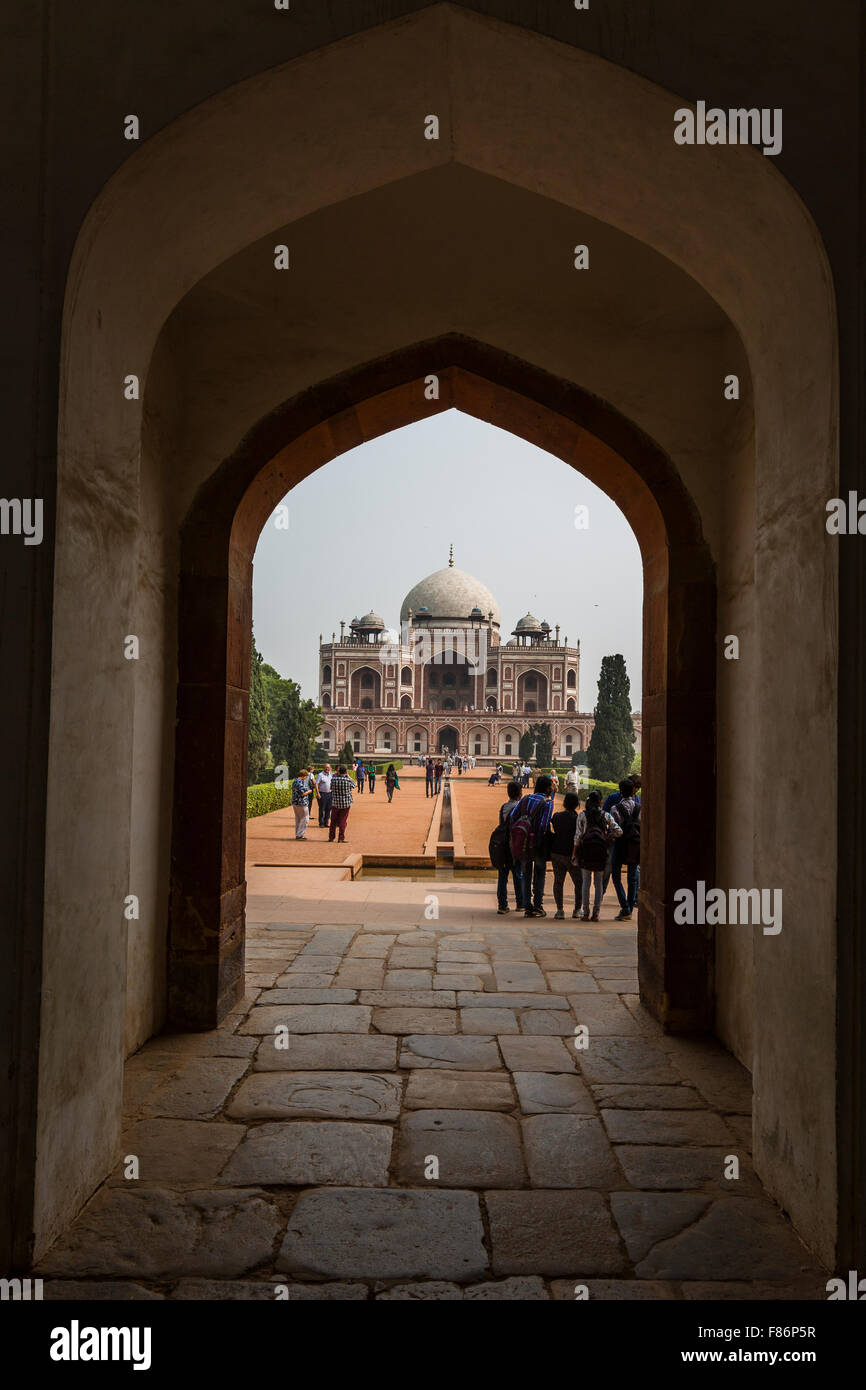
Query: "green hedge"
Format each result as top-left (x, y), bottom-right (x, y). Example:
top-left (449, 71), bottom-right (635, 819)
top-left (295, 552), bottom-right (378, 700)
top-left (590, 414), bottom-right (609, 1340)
top-left (246, 782), bottom-right (294, 819)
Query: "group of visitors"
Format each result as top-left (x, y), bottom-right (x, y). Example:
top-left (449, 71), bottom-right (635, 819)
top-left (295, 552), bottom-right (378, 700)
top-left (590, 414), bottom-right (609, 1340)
top-left (353, 759), bottom-right (379, 793)
top-left (291, 761), bottom-right (402, 841)
top-left (424, 758), bottom-right (445, 797)
top-left (489, 773), bottom-right (642, 921)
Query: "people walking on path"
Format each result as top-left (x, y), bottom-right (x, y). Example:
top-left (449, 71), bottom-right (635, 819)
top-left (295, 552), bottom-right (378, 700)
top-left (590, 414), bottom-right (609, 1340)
top-left (509, 773), bottom-right (554, 917)
top-left (602, 775), bottom-right (641, 899)
top-left (573, 789), bottom-right (622, 920)
top-left (385, 763), bottom-right (400, 802)
top-left (291, 768), bottom-right (314, 840)
top-left (366, 762), bottom-right (376, 793)
top-left (492, 779), bottom-right (524, 913)
top-left (316, 764), bottom-right (333, 828)
top-left (434, 759), bottom-right (443, 794)
top-left (355, 760), bottom-right (366, 793)
top-left (425, 757), bottom-right (435, 797)
top-left (611, 779), bottom-right (641, 920)
top-left (521, 761), bottom-right (531, 788)
top-left (328, 765), bottom-right (354, 842)
top-left (548, 790), bottom-right (582, 918)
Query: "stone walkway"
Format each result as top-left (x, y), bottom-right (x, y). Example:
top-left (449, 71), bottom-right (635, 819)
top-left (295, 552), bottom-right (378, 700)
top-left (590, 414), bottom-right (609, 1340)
top-left (35, 878), bottom-right (828, 1300)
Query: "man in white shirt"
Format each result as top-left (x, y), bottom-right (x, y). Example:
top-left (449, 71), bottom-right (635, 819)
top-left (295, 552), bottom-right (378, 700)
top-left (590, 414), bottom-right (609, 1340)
top-left (316, 764), bottom-right (333, 828)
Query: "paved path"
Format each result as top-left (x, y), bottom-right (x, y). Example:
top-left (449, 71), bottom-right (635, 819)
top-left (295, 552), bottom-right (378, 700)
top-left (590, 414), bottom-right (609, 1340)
top-left (246, 766), bottom-right (439, 867)
top-left (36, 878), bottom-right (827, 1301)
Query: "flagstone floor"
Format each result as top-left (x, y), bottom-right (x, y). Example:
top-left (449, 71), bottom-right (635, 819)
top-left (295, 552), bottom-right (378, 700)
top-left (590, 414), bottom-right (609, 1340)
top-left (35, 871), bottom-right (828, 1301)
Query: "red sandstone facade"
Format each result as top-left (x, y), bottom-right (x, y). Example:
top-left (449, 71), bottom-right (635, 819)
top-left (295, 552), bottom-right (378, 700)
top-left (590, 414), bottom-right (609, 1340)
top-left (316, 560), bottom-right (640, 762)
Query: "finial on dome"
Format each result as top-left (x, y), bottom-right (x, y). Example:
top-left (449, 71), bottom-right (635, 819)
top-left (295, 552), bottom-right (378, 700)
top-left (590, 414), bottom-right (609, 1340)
top-left (448, 543), bottom-right (454, 568)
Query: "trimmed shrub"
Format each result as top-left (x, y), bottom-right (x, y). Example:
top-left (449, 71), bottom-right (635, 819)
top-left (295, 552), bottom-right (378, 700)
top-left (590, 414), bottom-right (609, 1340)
top-left (246, 782), bottom-right (294, 819)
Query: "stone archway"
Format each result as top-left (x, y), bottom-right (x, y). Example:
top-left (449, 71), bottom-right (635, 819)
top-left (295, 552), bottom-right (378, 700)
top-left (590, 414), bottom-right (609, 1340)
top-left (171, 343), bottom-right (715, 1042)
top-left (437, 724), bottom-right (460, 754)
top-left (39, 4), bottom-right (839, 1265)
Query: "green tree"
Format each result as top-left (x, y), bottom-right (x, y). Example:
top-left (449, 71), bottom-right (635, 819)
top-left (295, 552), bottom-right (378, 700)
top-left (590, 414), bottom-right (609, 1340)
top-left (518, 728), bottom-right (535, 761)
top-left (533, 721), bottom-right (553, 768)
top-left (586, 654), bottom-right (636, 782)
top-left (247, 627), bottom-right (270, 785)
top-left (270, 680), bottom-right (322, 773)
top-left (339, 739), bottom-right (356, 770)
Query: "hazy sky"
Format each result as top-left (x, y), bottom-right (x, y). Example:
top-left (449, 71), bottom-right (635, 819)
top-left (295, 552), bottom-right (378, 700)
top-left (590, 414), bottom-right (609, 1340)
top-left (252, 410), bottom-right (643, 712)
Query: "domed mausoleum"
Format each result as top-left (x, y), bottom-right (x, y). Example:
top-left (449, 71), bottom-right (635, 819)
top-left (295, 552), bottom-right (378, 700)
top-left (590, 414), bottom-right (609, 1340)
top-left (317, 551), bottom-right (641, 760)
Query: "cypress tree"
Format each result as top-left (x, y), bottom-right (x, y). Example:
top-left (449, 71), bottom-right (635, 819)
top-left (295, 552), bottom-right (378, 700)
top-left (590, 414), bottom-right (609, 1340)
top-left (586, 655), bottom-right (636, 782)
top-left (247, 628), bottom-right (270, 785)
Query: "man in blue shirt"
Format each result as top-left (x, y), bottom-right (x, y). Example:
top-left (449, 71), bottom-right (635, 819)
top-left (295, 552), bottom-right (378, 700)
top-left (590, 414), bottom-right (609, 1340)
top-left (515, 774), bottom-right (555, 917)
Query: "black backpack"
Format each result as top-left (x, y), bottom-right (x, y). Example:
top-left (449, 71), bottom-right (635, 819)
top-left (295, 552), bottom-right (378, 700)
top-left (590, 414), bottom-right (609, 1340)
top-left (489, 803), bottom-right (516, 870)
top-left (577, 817), bottom-right (609, 871)
top-left (616, 800), bottom-right (641, 865)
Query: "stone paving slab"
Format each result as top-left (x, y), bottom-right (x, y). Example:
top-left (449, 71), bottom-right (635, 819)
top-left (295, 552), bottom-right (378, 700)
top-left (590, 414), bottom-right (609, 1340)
top-left (172, 1279), bottom-right (368, 1300)
top-left (399, 1036), bottom-right (501, 1069)
top-left (255, 1033), bottom-right (398, 1071)
top-left (602, 1108), bottom-right (735, 1146)
top-left (634, 1197), bottom-right (816, 1281)
top-left (334, 964), bottom-right (385, 989)
top-left (550, 1279), bottom-right (678, 1300)
top-left (258, 988), bottom-right (358, 1005)
top-left (227, 1072), bottom-right (402, 1122)
top-left (273, 973), bottom-right (335, 989)
top-left (548, 972), bottom-right (599, 993)
top-left (591, 1083), bottom-right (705, 1110)
top-left (404, 1070), bottom-right (516, 1111)
top-left (36, 1188), bottom-right (281, 1279)
top-left (498, 1036), bottom-right (577, 1073)
top-left (141, 1033), bottom-right (257, 1059)
top-left (390, 947), bottom-right (436, 968)
top-left (611, 1192), bottom-right (711, 1263)
top-left (513, 1071), bottom-right (595, 1114)
top-left (372, 1008), bottom-right (458, 1034)
top-left (44, 1281), bottom-right (165, 1300)
top-left (395, 1110), bottom-right (526, 1187)
top-left (140, 1057), bottom-right (249, 1120)
top-left (614, 1145), bottom-right (762, 1195)
top-left (493, 963), bottom-right (547, 992)
top-left (220, 1121), bottom-right (393, 1187)
top-left (240, 1005), bottom-right (372, 1035)
top-left (461, 1007), bottom-right (519, 1033)
top-left (112, 1119), bottom-right (245, 1186)
top-left (359, 990), bottom-right (456, 1008)
top-left (457, 992), bottom-right (569, 1010)
top-left (570, 995), bottom-right (643, 1035)
top-left (348, 937), bottom-right (395, 957)
top-left (385, 969), bottom-right (433, 989)
top-left (432, 973), bottom-right (486, 990)
top-left (278, 1188), bottom-right (488, 1281)
top-left (520, 1010), bottom-right (576, 1035)
top-left (486, 1191), bottom-right (628, 1277)
top-left (576, 1037), bottom-right (683, 1085)
top-left (522, 1115), bottom-right (624, 1188)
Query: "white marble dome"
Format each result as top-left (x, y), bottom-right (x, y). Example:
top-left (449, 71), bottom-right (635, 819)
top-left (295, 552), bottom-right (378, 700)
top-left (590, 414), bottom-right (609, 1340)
top-left (400, 567), bottom-right (501, 625)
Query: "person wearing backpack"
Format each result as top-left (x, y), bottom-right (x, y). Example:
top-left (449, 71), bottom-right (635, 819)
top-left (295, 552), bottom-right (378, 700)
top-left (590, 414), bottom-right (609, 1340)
top-left (509, 773), bottom-right (555, 917)
top-left (490, 779), bottom-right (524, 914)
top-left (611, 780), bottom-right (640, 920)
top-left (548, 790), bottom-right (582, 918)
top-left (573, 789), bottom-right (622, 920)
